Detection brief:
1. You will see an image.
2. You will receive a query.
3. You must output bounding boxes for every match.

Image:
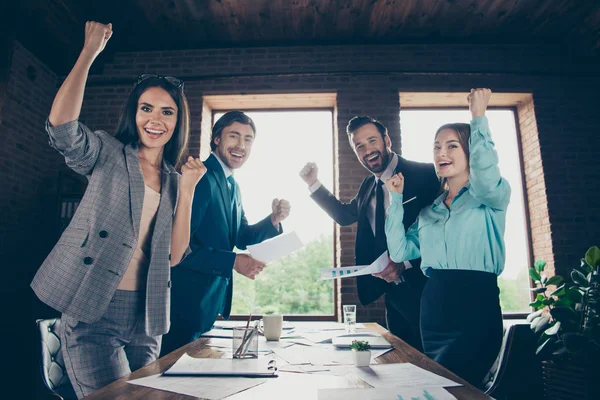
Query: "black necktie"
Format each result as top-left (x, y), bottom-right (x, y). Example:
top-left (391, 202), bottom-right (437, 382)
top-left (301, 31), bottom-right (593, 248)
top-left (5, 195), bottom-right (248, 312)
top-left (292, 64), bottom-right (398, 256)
top-left (375, 179), bottom-right (386, 244)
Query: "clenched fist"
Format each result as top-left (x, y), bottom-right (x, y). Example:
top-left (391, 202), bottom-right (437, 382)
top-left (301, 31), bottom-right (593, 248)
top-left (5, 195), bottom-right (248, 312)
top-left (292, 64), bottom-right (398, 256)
top-left (468, 88), bottom-right (492, 119)
top-left (271, 198), bottom-right (291, 227)
top-left (385, 173), bottom-right (405, 194)
top-left (180, 156), bottom-right (206, 196)
top-left (234, 254), bottom-right (266, 280)
top-left (299, 162), bottom-right (319, 186)
top-left (83, 21), bottom-right (113, 58)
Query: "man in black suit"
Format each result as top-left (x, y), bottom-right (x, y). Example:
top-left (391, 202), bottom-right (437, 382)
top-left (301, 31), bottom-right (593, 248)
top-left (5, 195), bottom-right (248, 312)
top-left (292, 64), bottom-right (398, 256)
top-left (299, 116), bottom-right (439, 351)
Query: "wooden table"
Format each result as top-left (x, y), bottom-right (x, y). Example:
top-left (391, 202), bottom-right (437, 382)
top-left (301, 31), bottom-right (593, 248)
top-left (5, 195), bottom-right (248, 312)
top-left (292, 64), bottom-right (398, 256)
top-left (84, 323), bottom-right (491, 399)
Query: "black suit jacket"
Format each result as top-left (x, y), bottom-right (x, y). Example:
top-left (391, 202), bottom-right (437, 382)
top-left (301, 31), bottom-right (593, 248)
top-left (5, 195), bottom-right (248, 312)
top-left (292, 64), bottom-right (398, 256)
top-left (311, 154), bottom-right (439, 305)
top-left (171, 154), bottom-right (281, 333)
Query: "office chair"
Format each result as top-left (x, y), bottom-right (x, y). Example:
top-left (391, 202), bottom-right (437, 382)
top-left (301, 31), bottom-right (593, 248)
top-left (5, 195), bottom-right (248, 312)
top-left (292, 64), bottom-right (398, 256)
top-left (36, 318), bottom-right (77, 400)
top-left (483, 323), bottom-right (542, 400)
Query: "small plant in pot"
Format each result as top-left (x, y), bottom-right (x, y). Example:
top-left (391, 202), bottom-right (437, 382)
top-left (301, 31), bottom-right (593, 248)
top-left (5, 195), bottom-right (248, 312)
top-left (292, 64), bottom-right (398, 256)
top-left (527, 245), bottom-right (600, 398)
top-left (350, 340), bottom-right (372, 367)
top-left (527, 245), bottom-right (600, 359)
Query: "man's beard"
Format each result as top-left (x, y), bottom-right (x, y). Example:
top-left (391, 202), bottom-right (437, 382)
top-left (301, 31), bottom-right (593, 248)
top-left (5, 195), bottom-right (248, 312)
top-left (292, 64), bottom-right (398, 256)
top-left (362, 150), bottom-right (390, 174)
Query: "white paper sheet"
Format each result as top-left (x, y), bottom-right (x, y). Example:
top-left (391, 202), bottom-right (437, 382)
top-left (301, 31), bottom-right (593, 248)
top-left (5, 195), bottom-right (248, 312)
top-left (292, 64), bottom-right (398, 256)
top-left (225, 372), bottom-right (354, 400)
top-left (321, 251), bottom-right (389, 279)
top-left (272, 344), bottom-right (392, 366)
top-left (127, 373), bottom-right (266, 400)
top-left (351, 363), bottom-right (461, 388)
top-left (247, 231), bottom-right (304, 264)
top-left (318, 387), bottom-right (457, 400)
top-left (201, 328), bottom-right (235, 338)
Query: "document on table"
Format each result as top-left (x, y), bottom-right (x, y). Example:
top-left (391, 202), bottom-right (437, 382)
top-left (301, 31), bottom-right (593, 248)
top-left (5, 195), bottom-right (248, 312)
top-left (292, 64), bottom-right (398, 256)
top-left (272, 344), bottom-right (392, 366)
top-left (127, 373), bottom-right (266, 400)
top-left (318, 387), bottom-right (457, 400)
top-left (320, 251), bottom-right (389, 280)
top-left (247, 231), bottom-right (304, 264)
top-left (351, 363), bottom-right (461, 388)
top-left (163, 353), bottom-right (278, 377)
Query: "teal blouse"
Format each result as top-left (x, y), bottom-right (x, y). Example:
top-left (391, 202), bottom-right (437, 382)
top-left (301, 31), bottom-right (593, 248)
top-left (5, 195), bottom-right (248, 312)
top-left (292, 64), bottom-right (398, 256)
top-left (385, 116), bottom-right (511, 277)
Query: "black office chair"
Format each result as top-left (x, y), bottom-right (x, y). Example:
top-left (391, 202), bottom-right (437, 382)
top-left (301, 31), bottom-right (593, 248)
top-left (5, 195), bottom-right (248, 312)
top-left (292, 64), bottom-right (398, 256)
top-left (36, 318), bottom-right (77, 400)
top-left (483, 323), bottom-right (542, 400)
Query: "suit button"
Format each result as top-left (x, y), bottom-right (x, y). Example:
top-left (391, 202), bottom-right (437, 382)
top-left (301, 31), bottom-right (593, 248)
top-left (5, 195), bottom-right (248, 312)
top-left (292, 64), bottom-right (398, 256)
top-left (167, 280), bottom-right (172, 288)
top-left (84, 257), bottom-right (93, 265)
top-left (99, 230), bottom-right (108, 238)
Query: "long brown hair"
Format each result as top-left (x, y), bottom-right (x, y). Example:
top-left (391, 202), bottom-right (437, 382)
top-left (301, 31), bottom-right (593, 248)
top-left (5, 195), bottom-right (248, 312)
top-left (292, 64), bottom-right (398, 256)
top-left (115, 77), bottom-right (190, 169)
top-left (435, 123), bottom-right (471, 191)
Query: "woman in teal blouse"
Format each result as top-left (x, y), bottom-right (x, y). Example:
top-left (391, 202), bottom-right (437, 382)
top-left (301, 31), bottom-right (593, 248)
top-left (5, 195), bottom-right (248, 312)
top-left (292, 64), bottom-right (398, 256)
top-left (385, 88), bottom-right (510, 387)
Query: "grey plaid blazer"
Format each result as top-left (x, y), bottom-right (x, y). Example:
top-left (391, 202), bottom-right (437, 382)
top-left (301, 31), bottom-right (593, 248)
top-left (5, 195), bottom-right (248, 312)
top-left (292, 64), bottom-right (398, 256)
top-left (31, 120), bottom-right (179, 336)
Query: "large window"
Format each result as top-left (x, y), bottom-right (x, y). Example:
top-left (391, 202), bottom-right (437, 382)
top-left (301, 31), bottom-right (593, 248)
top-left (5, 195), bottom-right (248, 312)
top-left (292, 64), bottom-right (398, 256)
top-left (400, 109), bottom-right (531, 313)
top-left (213, 110), bottom-right (335, 316)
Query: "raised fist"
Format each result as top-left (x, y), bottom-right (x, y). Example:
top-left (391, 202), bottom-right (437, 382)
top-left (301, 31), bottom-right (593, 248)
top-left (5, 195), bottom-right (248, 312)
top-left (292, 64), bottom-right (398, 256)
top-left (385, 173), bottom-right (405, 194)
top-left (180, 156), bottom-right (206, 195)
top-left (467, 88), bottom-right (492, 119)
top-left (299, 162), bottom-right (319, 186)
top-left (83, 21), bottom-right (113, 57)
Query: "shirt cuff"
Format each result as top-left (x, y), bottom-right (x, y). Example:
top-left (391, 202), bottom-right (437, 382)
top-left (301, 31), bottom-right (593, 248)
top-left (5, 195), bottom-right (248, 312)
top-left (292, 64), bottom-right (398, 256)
top-left (308, 180), bottom-right (322, 194)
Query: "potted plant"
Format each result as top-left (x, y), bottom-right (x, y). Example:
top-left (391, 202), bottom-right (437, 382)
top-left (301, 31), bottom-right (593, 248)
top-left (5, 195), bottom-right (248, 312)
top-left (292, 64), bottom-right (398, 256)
top-left (527, 245), bottom-right (600, 398)
top-left (350, 340), bottom-right (372, 367)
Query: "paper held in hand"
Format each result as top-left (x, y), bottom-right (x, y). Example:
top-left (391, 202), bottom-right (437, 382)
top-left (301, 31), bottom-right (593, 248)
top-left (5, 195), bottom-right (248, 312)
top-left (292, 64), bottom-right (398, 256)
top-left (320, 251), bottom-right (389, 280)
top-left (247, 231), bottom-right (304, 264)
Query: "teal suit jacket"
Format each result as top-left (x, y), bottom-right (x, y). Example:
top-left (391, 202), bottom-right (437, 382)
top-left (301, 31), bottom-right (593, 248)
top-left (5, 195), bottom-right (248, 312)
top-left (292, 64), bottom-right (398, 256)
top-left (170, 154), bottom-right (281, 333)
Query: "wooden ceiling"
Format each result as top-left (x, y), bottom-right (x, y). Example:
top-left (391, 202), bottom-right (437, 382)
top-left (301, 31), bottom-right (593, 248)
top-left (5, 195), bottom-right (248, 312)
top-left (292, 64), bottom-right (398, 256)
top-left (5, 0), bottom-right (600, 74)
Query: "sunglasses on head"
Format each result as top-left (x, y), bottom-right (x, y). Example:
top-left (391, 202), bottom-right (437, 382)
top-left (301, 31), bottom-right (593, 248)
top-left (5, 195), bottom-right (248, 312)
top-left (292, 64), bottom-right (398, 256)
top-left (136, 74), bottom-right (184, 91)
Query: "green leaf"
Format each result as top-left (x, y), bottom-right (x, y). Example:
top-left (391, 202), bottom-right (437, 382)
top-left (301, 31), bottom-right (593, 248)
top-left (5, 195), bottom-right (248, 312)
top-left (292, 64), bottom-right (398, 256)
top-left (527, 309), bottom-right (544, 323)
top-left (529, 300), bottom-right (543, 309)
top-left (542, 298), bottom-right (555, 306)
top-left (585, 246), bottom-right (600, 268)
top-left (546, 275), bottom-right (564, 286)
top-left (550, 306), bottom-right (579, 324)
top-left (550, 284), bottom-right (566, 297)
top-left (535, 260), bottom-right (547, 272)
top-left (545, 321), bottom-right (561, 336)
top-left (529, 268), bottom-right (542, 282)
top-left (530, 287), bottom-right (547, 293)
top-left (541, 275), bottom-right (548, 285)
top-left (564, 288), bottom-right (583, 303)
top-left (536, 293), bottom-right (545, 301)
top-left (534, 314), bottom-right (551, 334)
top-left (571, 269), bottom-right (589, 287)
top-left (536, 337), bottom-right (553, 355)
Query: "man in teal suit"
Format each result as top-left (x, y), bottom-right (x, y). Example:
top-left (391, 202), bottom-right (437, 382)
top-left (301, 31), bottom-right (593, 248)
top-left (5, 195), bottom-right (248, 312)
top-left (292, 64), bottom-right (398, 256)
top-left (161, 111), bottom-right (290, 356)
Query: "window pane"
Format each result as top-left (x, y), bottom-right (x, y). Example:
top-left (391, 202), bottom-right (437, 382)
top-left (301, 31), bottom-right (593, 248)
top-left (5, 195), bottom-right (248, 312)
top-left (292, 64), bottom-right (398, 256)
top-left (213, 110), bottom-right (335, 315)
top-left (400, 109), bottom-right (531, 313)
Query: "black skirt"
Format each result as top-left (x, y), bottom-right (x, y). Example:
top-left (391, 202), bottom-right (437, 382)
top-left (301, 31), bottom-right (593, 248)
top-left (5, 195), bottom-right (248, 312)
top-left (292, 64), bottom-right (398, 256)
top-left (420, 269), bottom-right (503, 388)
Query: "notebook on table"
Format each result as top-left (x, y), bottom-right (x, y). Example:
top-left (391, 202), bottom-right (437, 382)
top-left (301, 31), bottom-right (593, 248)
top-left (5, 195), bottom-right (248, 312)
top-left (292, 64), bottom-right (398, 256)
top-left (332, 333), bottom-right (392, 349)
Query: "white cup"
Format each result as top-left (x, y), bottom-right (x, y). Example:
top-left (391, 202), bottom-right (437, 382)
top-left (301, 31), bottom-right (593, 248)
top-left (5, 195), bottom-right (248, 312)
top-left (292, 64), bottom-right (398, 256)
top-left (262, 314), bottom-right (283, 341)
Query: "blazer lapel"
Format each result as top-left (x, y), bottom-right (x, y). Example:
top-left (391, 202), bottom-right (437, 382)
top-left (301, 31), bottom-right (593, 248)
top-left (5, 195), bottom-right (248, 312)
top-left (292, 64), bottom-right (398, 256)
top-left (359, 176), bottom-right (376, 221)
top-left (206, 155), bottom-right (233, 236)
top-left (150, 162), bottom-right (176, 255)
top-left (124, 144), bottom-right (145, 237)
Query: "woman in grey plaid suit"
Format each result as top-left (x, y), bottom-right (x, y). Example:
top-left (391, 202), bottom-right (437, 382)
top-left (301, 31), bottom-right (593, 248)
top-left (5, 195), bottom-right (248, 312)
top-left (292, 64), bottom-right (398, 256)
top-left (30, 22), bottom-right (206, 398)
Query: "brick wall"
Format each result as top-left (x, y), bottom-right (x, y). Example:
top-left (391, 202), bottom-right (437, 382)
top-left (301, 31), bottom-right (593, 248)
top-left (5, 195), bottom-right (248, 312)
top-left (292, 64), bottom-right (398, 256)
top-left (8, 42), bottom-right (600, 335)
top-left (0, 41), bottom-right (61, 399)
